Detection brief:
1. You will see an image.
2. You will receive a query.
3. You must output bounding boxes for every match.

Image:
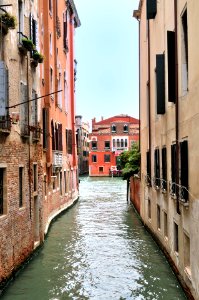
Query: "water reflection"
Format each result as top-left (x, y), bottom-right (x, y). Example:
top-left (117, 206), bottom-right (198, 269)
top-left (1, 177), bottom-right (187, 300)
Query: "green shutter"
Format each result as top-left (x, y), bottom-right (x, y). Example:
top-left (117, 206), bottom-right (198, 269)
top-left (156, 54), bottom-right (165, 114)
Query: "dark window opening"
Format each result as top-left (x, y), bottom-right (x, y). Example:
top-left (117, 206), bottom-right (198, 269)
top-left (174, 222), bottom-right (179, 252)
top-left (19, 167), bottom-right (23, 207)
top-left (171, 144), bottom-right (177, 194)
top-left (91, 141), bottom-right (97, 149)
top-left (146, 0), bottom-right (157, 19)
top-left (157, 204), bottom-right (161, 229)
top-left (180, 140), bottom-right (188, 201)
top-left (154, 148), bottom-right (160, 187)
top-left (99, 167), bottom-right (103, 172)
top-left (146, 150), bottom-right (151, 185)
top-left (167, 31), bottom-right (176, 102)
top-left (162, 147), bottom-right (167, 190)
top-left (123, 124), bottom-right (128, 132)
top-left (156, 54), bottom-right (165, 114)
top-left (104, 141), bottom-right (110, 149)
top-left (111, 124), bottom-right (116, 132)
top-left (104, 154), bottom-right (110, 162)
top-left (182, 9), bottom-right (188, 93)
top-left (92, 155), bottom-right (97, 163)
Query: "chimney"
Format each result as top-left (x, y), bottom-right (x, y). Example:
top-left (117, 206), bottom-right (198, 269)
top-left (92, 117), bottom-right (96, 126)
top-left (101, 116), bottom-right (104, 121)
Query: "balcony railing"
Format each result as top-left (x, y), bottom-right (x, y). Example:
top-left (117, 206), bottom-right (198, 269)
top-left (53, 151), bottom-right (63, 167)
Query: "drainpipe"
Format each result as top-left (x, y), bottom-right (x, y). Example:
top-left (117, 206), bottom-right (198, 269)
top-left (27, 54), bottom-right (32, 219)
top-left (174, 0), bottom-right (180, 213)
top-left (147, 20), bottom-right (152, 186)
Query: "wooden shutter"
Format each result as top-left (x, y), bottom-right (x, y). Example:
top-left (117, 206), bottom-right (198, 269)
top-left (146, 150), bottom-right (151, 183)
top-left (51, 120), bottom-right (55, 150)
top-left (43, 108), bottom-right (48, 149)
top-left (180, 140), bottom-right (188, 200)
top-left (171, 144), bottom-right (176, 194)
top-left (58, 123), bottom-right (63, 151)
top-left (67, 129), bottom-right (72, 154)
top-left (20, 83), bottom-right (28, 135)
top-left (154, 149), bottom-right (160, 186)
top-left (156, 54), bottom-right (165, 114)
top-left (0, 62), bottom-right (8, 116)
top-left (146, 0), bottom-right (157, 20)
top-left (167, 31), bottom-right (176, 102)
top-left (162, 147), bottom-right (167, 190)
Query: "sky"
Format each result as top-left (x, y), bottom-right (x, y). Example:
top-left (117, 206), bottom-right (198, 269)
top-left (74, 0), bottom-right (140, 126)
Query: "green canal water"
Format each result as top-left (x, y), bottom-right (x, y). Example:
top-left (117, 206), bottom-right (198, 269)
top-left (1, 177), bottom-right (187, 300)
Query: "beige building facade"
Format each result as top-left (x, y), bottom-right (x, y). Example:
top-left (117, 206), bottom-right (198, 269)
top-left (135, 0), bottom-right (199, 299)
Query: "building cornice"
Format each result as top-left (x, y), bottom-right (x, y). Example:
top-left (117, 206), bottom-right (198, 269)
top-left (67, 0), bottom-right (81, 28)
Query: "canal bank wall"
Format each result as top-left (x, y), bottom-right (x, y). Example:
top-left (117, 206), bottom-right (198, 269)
top-left (130, 177), bottom-right (194, 300)
top-left (0, 193), bottom-right (79, 295)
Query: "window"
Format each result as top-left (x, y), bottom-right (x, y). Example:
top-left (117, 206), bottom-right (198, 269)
top-left (181, 8), bottom-right (188, 94)
top-left (33, 164), bottom-right (37, 192)
top-left (164, 212), bottom-right (168, 238)
top-left (91, 141), bottom-right (97, 149)
top-left (156, 54), bottom-right (165, 114)
top-left (50, 33), bottom-right (52, 55)
top-left (64, 71), bottom-right (68, 112)
top-left (18, 0), bottom-right (24, 42)
top-left (30, 14), bottom-right (37, 49)
top-left (92, 155), bottom-right (97, 163)
top-left (60, 171), bottom-right (62, 195)
top-left (42, 108), bottom-right (48, 149)
top-left (111, 124), bottom-right (116, 133)
top-left (157, 204), bottom-right (161, 230)
top-left (167, 31), bottom-right (176, 102)
top-left (180, 140), bottom-right (188, 201)
top-left (117, 139), bottom-right (120, 148)
top-left (50, 67), bottom-right (53, 94)
top-left (113, 139), bottom-right (115, 148)
top-left (125, 139), bottom-right (128, 147)
top-left (121, 139), bottom-right (124, 148)
top-left (19, 167), bottom-right (23, 207)
top-left (146, 150), bottom-right (151, 185)
top-left (52, 173), bottom-right (56, 190)
top-left (123, 124), bottom-right (128, 132)
top-left (174, 222), bottom-right (179, 253)
top-left (171, 144), bottom-right (177, 194)
top-left (104, 141), bottom-right (110, 149)
top-left (0, 168), bottom-right (6, 215)
top-left (104, 154), bottom-right (110, 163)
top-left (148, 198), bottom-right (151, 219)
top-left (58, 74), bottom-right (62, 109)
top-left (184, 233), bottom-right (190, 273)
top-left (20, 82), bottom-right (29, 136)
top-left (49, 0), bottom-right (52, 14)
top-left (154, 148), bottom-right (160, 187)
top-left (64, 171), bottom-right (67, 194)
top-left (31, 90), bottom-right (38, 128)
top-left (99, 167), bottom-right (103, 172)
top-left (162, 147), bottom-right (167, 190)
top-left (66, 129), bottom-right (72, 154)
top-left (44, 175), bottom-right (47, 196)
top-left (146, 0), bottom-right (157, 19)
top-left (0, 62), bottom-right (9, 125)
top-left (63, 11), bottom-right (68, 51)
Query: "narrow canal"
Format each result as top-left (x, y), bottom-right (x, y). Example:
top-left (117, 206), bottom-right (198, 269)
top-left (2, 177), bottom-right (187, 300)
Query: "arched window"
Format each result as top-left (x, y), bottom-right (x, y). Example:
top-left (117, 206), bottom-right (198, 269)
top-left (111, 124), bottom-right (116, 132)
top-left (123, 124), bottom-right (128, 132)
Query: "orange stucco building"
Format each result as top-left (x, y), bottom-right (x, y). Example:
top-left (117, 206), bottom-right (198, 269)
top-left (39, 0), bottom-right (80, 233)
top-left (89, 115), bottom-right (139, 177)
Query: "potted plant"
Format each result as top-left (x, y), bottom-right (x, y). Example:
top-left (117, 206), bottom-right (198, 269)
top-left (0, 12), bottom-right (16, 34)
top-left (0, 12), bottom-right (16, 28)
top-left (32, 51), bottom-right (44, 63)
top-left (21, 38), bottom-right (35, 51)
